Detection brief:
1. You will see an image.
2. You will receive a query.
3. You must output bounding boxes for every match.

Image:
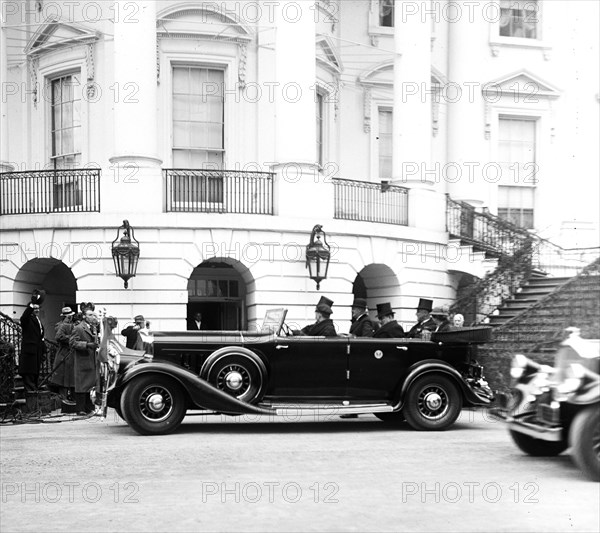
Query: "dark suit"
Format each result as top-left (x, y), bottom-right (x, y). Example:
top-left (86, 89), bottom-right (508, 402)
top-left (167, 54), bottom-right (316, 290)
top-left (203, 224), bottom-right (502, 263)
top-left (373, 320), bottom-right (405, 338)
top-left (407, 317), bottom-right (436, 339)
top-left (434, 320), bottom-right (452, 333)
top-left (19, 305), bottom-right (46, 391)
top-left (50, 320), bottom-right (75, 388)
top-left (187, 319), bottom-right (205, 331)
top-left (300, 319), bottom-right (337, 337)
top-left (121, 325), bottom-right (141, 349)
top-left (349, 313), bottom-right (375, 337)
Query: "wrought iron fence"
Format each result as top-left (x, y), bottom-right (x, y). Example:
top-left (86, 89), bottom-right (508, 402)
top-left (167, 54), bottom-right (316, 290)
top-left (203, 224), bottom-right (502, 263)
top-left (334, 178), bottom-right (408, 225)
top-left (164, 169), bottom-right (274, 215)
top-left (0, 169), bottom-right (101, 215)
top-left (446, 195), bottom-right (531, 257)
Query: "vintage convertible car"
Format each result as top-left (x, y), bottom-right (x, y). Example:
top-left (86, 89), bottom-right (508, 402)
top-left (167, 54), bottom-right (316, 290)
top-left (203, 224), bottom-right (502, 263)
top-left (104, 309), bottom-right (494, 436)
top-left (493, 327), bottom-right (600, 482)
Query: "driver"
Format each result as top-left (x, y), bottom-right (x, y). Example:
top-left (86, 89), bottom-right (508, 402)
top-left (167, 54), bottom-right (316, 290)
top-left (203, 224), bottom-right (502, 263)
top-left (294, 296), bottom-right (337, 337)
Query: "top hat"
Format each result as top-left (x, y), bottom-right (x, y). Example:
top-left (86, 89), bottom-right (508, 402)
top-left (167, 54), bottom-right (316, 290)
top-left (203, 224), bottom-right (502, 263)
top-left (430, 305), bottom-right (449, 318)
top-left (60, 306), bottom-right (75, 316)
top-left (31, 289), bottom-right (46, 305)
top-left (416, 298), bottom-right (433, 312)
top-left (315, 296), bottom-right (334, 316)
top-left (352, 297), bottom-right (368, 310)
top-left (134, 315), bottom-right (145, 322)
top-left (376, 302), bottom-right (395, 319)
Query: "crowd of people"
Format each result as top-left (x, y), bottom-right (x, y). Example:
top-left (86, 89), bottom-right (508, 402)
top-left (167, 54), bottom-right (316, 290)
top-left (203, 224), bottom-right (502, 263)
top-left (16, 291), bottom-right (135, 416)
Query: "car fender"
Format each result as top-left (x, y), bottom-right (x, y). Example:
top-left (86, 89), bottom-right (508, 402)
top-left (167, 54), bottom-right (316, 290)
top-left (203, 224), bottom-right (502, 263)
top-left (199, 346), bottom-right (269, 381)
top-left (119, 362), bottom-right (274, 415)
top-left (393, 359), bottom-right (486, 408)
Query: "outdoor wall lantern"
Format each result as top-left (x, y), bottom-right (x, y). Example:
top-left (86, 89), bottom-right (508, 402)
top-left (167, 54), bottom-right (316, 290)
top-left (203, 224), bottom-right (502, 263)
top-left (305, 224), bottom-right (331, 291)
top-left (111, 220), bottom-right (140, 289)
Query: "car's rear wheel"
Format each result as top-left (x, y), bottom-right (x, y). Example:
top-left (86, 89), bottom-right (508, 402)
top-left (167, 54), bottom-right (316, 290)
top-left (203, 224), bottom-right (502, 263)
top-left (569, 407), bottom-right (600, 481)
top-left (402, 374), bottom-right (462, 431)
top-left (120, 375), bottom-right (186, 435)
top-left (509, 429), bottom-right (568, 457)
top-left (205, 354), bottom-right (265, 404)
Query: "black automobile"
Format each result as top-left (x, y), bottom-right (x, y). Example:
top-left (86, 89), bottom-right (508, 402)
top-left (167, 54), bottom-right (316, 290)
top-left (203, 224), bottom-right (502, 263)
top-left (103, 309), bottom-right (494, 436)
top-left (493, 327), bottom-right (600, 482)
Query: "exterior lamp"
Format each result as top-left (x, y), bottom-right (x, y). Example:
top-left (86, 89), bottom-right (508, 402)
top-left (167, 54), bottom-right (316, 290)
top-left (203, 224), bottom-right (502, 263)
top-left (305, 224), bottom-right (331, 291)
top-left (111, 220), bottom-right (140, 289)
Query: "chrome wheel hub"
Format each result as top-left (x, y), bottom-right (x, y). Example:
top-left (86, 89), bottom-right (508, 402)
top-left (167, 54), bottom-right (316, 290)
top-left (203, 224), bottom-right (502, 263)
top-left (225, 371), bottom-right (244, 391)
top-left (147, 393), bottom-right (165, 412)
top-left (417, 385), bottom-right (449, 420)
top-left (139, 385), bottom-right (173, 422)
top-left (423, 391), bottom-right (442, 411)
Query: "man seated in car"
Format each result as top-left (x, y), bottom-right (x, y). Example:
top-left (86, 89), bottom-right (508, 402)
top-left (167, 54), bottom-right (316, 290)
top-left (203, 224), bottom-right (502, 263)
top-left (373, 302), bottom-right (406, 338)
top-left (431, 306), bottom-right (452, 333)
top-left (294, 296), bottom-right (337, 336)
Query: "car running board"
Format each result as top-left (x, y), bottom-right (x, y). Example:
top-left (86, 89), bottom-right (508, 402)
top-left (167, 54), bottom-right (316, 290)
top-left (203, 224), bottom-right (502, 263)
top-left (258, 402), bottom-right (395, 416)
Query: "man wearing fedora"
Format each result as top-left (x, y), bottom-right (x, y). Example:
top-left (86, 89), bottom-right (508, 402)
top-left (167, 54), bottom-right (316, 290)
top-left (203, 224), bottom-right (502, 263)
top-left (121, 314), bottom-right (146, 349)
top-left (349, 297), bottom-right (376, 337)
top-left (431, 306), bottom-right (452, 333)
top-left (296, 296), bottom-right (337, 336)
top-left (49, 305), bottom-right (77, 405)
top-left (407, 298), bottom-right (437, 339)
top-left (70, 307), bottom-right (99, 415)
top-left (19, 289), bottom-right (47, 392)
top-left (373, 302), bottom-right (406, 338)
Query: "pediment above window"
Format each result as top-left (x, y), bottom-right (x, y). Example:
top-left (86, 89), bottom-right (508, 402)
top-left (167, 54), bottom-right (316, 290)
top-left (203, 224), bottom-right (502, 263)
top-left (25, 20), bottom-right (99, 56)
top-left (157, 4), bottom-right (252, 43)
top-left (482, 70), bottom-right (561, 99)
top-left (316, 36), bottom-right (342, 74)
top-left (358, 61), bottom-right (394, 87)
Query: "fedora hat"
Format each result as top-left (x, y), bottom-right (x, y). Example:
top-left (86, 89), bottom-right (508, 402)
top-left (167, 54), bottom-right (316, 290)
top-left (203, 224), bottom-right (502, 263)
top-left (60, 306), bottom-right (75, 316)
top-left (416, 298), bottom-right (433, 312)
top-left (430, 305), bottom-right (449, 318)
top-left (134, 314), bottom-right (145, 323)
top-left (315, 296), bottom-right (334, 316)
top-left (376, 302), bottom-right (394, 319)
top-left (352, 297), bottom-right (368, 310)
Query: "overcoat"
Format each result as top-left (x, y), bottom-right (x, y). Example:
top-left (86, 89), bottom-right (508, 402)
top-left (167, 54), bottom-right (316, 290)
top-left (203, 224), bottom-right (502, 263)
top-left (349, 313), bottom-right (376, 337)
top-left (373, 320), bottom-right (406, 338)
top-left (18, 305), bottom-right (45, 375)
top-left (300, 319), bottom-right (337, 337)
top-left (407, 317), bottom-right (436, 339)
top-left (50, 320), bottom-right (75, 388)
top-left (70, 321), bottom-right (97, 393)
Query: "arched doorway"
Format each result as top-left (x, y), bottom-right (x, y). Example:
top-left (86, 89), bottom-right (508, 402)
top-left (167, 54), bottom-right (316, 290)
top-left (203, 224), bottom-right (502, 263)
top-left (14, 259), bottom-right (77, 341)
top-left (186, 259), bottom-right (252, 330)
top-left (353, 263), bottom-right (401, 319)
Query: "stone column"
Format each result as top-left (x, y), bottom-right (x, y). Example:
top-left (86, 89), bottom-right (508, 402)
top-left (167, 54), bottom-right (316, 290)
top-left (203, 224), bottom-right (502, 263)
top-left (271, 1), bottom-right (331, 219)
top-left (108, 0), bottom-right (162, 213)
top-left (446, 1), bottom-right (487, 207)
top-left (393, 1), bottom-right (443, 231)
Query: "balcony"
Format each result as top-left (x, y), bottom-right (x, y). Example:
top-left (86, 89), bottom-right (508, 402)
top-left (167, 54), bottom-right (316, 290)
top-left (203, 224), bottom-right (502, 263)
top-left (164, 169), bottom-right (274, 215)
top-left (333, 178), bottom-right (408, 226)
top-left (0, 169), bottom-right (101, 215)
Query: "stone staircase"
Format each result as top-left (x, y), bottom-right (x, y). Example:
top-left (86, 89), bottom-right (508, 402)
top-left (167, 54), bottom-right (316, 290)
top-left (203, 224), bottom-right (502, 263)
top-left (447, 238), bottom-right (498, 279)
top-left (487, 273), bottom-right (573, 327)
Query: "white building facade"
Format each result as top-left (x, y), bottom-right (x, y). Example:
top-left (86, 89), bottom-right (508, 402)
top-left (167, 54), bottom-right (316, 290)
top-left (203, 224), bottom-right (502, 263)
top-left (1, 0), bottom-right (598, 336)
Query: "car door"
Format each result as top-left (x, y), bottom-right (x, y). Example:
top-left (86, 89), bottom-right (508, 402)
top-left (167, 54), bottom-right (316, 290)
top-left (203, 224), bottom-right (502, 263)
top-left (262, 336), bottom-right (349, 400)
top-left (348, 338), bottom-right (433, 400)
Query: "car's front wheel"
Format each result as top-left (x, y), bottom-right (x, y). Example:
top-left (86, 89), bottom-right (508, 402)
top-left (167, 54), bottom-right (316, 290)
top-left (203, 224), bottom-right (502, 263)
top-left (120, 375), bottom-right (186, 435)
top-left (509, 429), bottom-right (568, 457)
top-left (402, 374), bottom-right (462, 431)
top-left (569, 406), bottom-right (600, 481)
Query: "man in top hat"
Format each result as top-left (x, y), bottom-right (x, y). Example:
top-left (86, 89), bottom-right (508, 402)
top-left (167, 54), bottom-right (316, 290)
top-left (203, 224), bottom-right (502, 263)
top-left (19, 289), bottom-right (47, 392)
top-left (49, 305), bottom-right (77, 404)
top-left (349, 297), bottom-right (376, 337)
top-left (373, 302), bottom-right (406, 338)
top-left (297, 296), bottom-right (337, 337)
top-left (407, 298), bottom-right (436, 339)
top-left (121, 314), bottom-right (145, 349)
top-left (431, 306), bottom-right (452, 333)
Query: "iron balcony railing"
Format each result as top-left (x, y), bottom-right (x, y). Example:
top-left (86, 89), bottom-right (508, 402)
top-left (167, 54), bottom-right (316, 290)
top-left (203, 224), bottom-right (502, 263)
top-left (334, 178), bottom-right (408, 226)
top-left (0, 169), bottom-right (101, 215)
top-left (446, 195), bottom-right (531, 257)
top-left (164, 169), bottom-right (274, 215)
